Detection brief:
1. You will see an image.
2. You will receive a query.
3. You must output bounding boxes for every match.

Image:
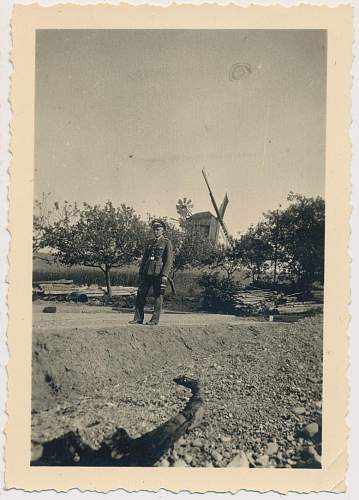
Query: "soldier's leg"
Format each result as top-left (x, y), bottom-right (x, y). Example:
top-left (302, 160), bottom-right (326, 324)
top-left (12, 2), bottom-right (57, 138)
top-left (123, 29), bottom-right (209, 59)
top-left (148, 277), bottom-right (163, 324)
top-left (132, 276), bottom-right (151, 323)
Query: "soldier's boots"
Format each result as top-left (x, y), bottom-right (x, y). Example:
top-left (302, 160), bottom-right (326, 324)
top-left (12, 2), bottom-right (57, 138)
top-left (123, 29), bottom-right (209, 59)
top-left (128, 319), bottom-right (159, 325)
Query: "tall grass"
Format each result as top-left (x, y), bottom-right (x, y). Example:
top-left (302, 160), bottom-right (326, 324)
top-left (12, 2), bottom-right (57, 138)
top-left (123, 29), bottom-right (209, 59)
top-left (33, 258), bottom-right (203, 297)
top-left (33, 267), bottom-right (139, 287)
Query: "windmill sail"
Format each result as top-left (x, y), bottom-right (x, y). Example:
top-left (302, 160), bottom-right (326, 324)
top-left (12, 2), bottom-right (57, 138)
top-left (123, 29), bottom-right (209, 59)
top-left (218, 193), bottom-right (229, 217)
top-left (201, 169), bottom-right (230, 245)
top-left (214, 194), bottom-right (229, 243)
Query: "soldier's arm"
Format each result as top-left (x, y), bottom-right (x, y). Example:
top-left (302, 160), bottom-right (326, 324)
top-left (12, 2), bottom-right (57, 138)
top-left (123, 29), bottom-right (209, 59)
top-left (161, 240), bottom-right (173, 277)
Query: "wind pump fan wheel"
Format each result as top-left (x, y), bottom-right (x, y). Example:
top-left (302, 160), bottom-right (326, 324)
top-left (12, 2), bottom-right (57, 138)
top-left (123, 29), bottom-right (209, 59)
top-left (176, 198), bottom-right (194, 218)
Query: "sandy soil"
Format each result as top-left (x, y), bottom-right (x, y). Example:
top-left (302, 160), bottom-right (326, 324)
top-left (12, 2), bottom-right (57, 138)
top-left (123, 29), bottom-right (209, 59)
top-left (33, 302), bottom-right (262, 328)
top-left (32, 302), bottom-right (323, 468)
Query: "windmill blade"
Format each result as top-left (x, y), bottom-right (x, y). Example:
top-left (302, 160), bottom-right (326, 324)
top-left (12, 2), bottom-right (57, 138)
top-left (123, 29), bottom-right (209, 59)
top-left (218, 224), bottom-right (229, 246)
top-left (215, 194), bottom-right (229, 244)
top-left (218, 193), bottom-right (229, 218)
top-left (201, 169), bottom-right (230, 245)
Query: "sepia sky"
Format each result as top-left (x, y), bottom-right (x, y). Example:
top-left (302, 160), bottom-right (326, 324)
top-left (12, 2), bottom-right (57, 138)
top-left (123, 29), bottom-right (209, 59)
top-left (34, 29), bottom-right (326, 234)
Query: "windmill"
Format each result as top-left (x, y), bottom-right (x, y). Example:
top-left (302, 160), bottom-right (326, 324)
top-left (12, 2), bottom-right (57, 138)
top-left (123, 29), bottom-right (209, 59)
top-left (201, 169), bottom-right (230, 246)
top-left (176, 197), bottom-right (194, 224)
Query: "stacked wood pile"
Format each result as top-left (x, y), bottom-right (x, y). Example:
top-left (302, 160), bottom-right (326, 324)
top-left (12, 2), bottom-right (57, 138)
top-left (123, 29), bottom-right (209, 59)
top-left (101, 286), bottom-right (137, 297)
top-left (233, 288), bottom-right (323, 321)
top-left (76, 286), bottom-right (106, 298)
top-left (275, 291), bottom-right (323, 318)
top-left (311, 289), bottom-right (324, 303)
top-left (33, 280), bottom-right (137, 301)
top-left (234, 289), bottom-right (278, 314)
top-left (276, 301), bottom-right (322, 315)
top-left (33, 280), bottom-right (79, 299)
top-left (38, 283), bottom-right (85, 296)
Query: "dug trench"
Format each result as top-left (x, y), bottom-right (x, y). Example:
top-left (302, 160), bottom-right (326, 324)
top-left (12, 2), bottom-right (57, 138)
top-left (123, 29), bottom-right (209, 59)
top-left (31, 316), bottom-right (323, 467)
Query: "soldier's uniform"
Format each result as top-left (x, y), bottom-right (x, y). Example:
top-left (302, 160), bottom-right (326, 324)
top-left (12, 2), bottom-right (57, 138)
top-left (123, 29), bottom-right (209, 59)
top-left (132, 220), bottom-right (173, 325)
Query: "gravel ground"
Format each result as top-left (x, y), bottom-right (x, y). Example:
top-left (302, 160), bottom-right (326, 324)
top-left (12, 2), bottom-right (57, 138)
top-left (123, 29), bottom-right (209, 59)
top-left (32, 308), bottom-right (322, 468)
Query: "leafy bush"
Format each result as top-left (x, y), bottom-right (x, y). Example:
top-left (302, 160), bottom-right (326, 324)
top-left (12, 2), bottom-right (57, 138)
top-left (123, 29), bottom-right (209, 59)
top-left (198, 272), bottom-right (240, 314)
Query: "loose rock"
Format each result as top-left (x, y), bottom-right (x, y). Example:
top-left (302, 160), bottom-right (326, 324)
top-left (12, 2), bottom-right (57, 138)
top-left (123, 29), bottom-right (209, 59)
top-left (31, 442), bottom-right (43, 462)
top-left (255, 454), bottom-right (269, 467)
top-left (308, 446), bottom-right (321, 465)
top-left (227, 451), bottom-right (249, 468)
top-left (266, 442), bottom-right (279, 456)
top-left (159, 458), bottom-right (170, 467)
top-left (173, 459), bottom-right (187, 467)
top-left (177, 436), bottom-right (186, 446)
top-left (246, 451), bottom-right (256, 466)
top-left (192, 438), bottom-right (203, 448)
top-left (292, 406), bottom-right (306, 415)
top-left (303, 422), bottom-right (319, 439)
top-left (286, 458), bottom-right (297, 465)
top-left (211, 450), bottom-right (222, 462)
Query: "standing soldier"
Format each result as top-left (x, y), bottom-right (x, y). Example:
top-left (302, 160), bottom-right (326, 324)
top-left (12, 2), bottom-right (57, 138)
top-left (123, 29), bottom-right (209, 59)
top-left (130, 219), bottom-right (173, 325)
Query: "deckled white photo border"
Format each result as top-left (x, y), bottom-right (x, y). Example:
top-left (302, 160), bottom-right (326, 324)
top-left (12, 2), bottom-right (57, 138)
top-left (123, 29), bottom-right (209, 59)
top-left (2, 2), bottom-right (354, 494)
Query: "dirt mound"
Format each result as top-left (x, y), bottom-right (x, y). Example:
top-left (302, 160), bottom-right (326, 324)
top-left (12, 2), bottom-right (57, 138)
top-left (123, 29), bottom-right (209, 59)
top-left (32, 323), bottom-right (248, 412)
top-left (32, 316), bottom-right (323, 467)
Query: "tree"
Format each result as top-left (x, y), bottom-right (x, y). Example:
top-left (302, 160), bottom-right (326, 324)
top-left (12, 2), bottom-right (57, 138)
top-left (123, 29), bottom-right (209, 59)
top-left (236, 193), bottom-right (325, 289)
top-left (172, 222), bottom-right (215, 277)
top-left (41, 201), bottom-right (147, 296)
top-left (206, 240), bottom-right (243, 279)
top-left (264, 193), bottom-right (325, 288)
top-left (236, 224), bottom-right (273, 282)
top-left (33, 192), bottom-right (54, 254)
top-left (33, 193), bottom-right (72, 262)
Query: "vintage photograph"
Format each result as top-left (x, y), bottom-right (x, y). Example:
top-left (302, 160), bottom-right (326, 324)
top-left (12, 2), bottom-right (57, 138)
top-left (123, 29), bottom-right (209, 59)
top-left (30, 29), bottom-right (326, 469)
